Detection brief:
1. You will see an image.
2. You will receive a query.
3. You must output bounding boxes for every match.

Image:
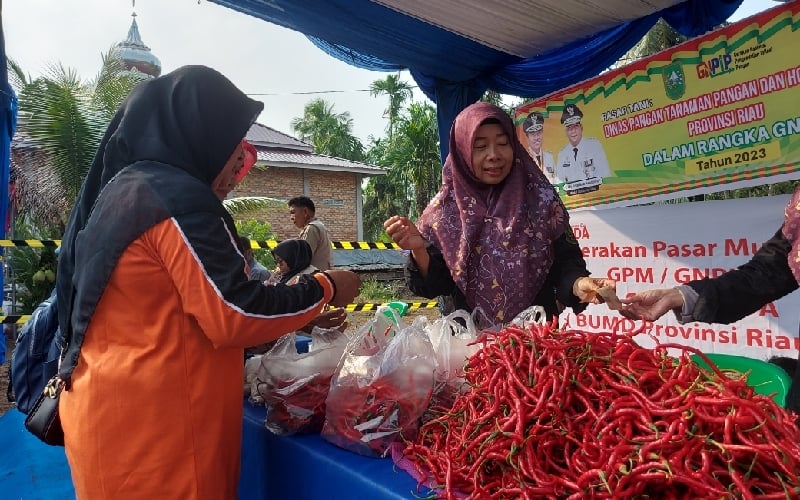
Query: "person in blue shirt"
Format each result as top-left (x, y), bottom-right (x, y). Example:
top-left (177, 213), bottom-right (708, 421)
top-left (238, 236), bottom-right (271, 281)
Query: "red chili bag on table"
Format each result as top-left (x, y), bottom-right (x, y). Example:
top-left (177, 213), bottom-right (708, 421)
top-left (251, 327), bottom-right (348, 435)
top-left (321, 307), bottom-right (435, 457)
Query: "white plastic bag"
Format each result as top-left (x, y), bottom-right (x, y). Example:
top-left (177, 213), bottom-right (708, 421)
top-left (509, 305), bottom-right (548, 329)
top-left (424, 310), bottom-right (481, 417)
top-left (252, 327), bottom-right (348, 435)
top-left (321, 306), bottom-right (435, 457)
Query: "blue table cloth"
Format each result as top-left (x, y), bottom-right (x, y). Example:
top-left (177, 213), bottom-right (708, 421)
top-left (240, 402), bottom-right (429, 499)
top-left (0, 409), bottom-right (74, 499)
top-left (0, 403), bottom-right (429, 499)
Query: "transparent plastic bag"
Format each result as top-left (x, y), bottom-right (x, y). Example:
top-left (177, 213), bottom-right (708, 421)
top-left (321, 306), bottom-right (435, 457)
top-left (423, 310), bottom-right (481, 418)
top-left (252, 327), bottom-right (348, 435)
top-left (509, 305), bottom-right (548, 329)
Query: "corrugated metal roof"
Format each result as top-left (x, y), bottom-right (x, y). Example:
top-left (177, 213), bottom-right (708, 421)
top-left (365, 0), bottom-right (684, 58)
top-left (256, 150), bottom-right (387, 175)
top-left (245, 122), bottom-right (312, 152)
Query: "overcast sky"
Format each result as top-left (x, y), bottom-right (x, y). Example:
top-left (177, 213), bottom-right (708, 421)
top-left (3, 0), bottom-right (776, 142)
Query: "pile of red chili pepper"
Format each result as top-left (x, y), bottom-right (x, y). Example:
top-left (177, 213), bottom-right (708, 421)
top-left (261, 373), bottom-right (333, 435)
top-left (322, 369), bottom-right (433, 457)
top-left (402, 320), bottom-right (800, 499)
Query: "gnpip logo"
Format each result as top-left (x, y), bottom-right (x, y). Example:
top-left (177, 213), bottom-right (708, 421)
top-left (696, 54), bottom-right (733, 79)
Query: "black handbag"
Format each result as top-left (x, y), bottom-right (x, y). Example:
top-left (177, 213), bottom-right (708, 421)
top-left (24, 375), bottom-right (65, 446)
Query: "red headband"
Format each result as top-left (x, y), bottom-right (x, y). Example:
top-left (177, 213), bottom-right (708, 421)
top-left (237, 140), bottom-right (257, 182)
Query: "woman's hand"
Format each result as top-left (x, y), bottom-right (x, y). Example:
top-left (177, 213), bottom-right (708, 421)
top-left (619, 288), bottom-right (684, 322)
top-left (384, 215), bottom-right (432, 278)
top-left (384, 215), bottom-right (427, 251)
top-left (573, 277), bottom-right (617, 305)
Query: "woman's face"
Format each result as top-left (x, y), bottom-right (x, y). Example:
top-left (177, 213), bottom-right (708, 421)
top-left (274, 254), bottom-right (289, 275)
top-left (470, 123), bottom-right (514, 185)
top-left (211, 143), bottom-right (245, 200)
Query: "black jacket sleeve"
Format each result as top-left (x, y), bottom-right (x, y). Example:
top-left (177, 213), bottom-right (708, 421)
top-left (404, 230), bottom-right (592, 317)
top-left (405, 245), bottom-right (456, 299)
top-left (688, 228), bottom-right (799, 324)
top-left (549, 230), bottom-right (592, 312)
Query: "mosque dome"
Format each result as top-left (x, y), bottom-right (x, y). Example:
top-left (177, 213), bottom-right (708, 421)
top-left (111, 13), bottom-right (161, 78)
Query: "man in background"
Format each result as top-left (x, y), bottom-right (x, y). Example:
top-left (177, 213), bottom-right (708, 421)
top-left (555, 104), bottom-right (611, 183)
top-left (288, 196), bottom-right (333, 271)
top-left (523, 111), bottom-right (559, 184)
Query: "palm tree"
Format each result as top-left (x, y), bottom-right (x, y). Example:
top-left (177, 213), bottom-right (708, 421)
top-left (290, 98), bottom-right (365, 161)
top-left (362, 102), bottom-right (441, 238)
top-left (386, 103), bottom-right (441, 218)
top-left (6, 53), bottom-right (145, 311)
top-left (361, 170), bottom-right (405, 240)
top-left (9, 51), bottom-right (147, 229)
top-left (369, 74), bottom-right (413, 141)
top-left (223, 196), bottom-right (286, 215)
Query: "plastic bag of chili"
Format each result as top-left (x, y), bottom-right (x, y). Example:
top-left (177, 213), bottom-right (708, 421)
top-left (322, 307), bottom-right (436, 457)
top-left (252, 327), bottom-right (348, 435)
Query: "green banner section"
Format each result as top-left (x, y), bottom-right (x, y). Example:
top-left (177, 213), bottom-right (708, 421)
top-left (516, 2), bottom-right (800, 209)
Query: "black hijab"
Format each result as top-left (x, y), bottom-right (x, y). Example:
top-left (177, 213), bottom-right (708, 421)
top-left (56, 65), bottom-right (263, 385)
top-left (273, 239), bottom-right (314, 284)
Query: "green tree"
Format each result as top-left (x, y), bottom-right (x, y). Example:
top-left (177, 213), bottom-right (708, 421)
top-left (6, 53), bottom-right (147, 314)
top-left (9, 51), bottom-right (147, 229)
top-left (5, 219), bottom-right (59, 313)
top-left (290, 98), bottom-right (365, 161)
top-left (362, 102), bottom-right (441, 239)
top-left (362, 137), bottom-right (403, 240)
top-left (235, 219), bottom-right (278, 269)
top-left (387, 103), bottom-right (441, 218)
top-left (369, 74), bottom-right (413, 141)
top-left (617, 18), bottom-right (687, 67)
top-left (480, 90), bottom-right (517, 115)
top-left (362, 166), bottom-right (408, 241)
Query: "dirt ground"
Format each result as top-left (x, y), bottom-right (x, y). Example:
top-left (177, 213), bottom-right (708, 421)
top-left (0, 303), bottom-right (442, 417)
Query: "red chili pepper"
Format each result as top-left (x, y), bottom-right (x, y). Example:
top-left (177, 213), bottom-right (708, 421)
top-left (401, 321), bottom-right (800, 498)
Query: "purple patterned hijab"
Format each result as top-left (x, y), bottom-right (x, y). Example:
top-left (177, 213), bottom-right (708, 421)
top-left (782, 187), bottom-right (800, 283)
top-left (417, 102), bottom-right (569, 324)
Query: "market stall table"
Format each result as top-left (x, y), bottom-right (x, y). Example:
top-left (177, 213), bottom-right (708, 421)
top-left (240, 401), bottom-right (429, 499)
top-left (0, 402), bottom-right (429, 499)
top-left (0, 409), bottom-right (74, 499)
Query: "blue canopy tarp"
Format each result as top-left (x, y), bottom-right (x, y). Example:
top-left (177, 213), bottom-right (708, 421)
top-left (0, 2), bottom-right (747, 262)
top-left (208, 0), bottom-right (744, 158)
top-left (0, 10), bottom-right (16, 322)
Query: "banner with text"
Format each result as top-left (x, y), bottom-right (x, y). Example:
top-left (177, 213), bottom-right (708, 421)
top-left (515, 1), bottom-right (800, 210)
top-left (564, 195), bottom-right (799, 360)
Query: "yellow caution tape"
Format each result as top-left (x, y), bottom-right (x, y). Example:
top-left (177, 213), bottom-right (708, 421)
top-left (344, 301), bottom-right (438, 312)
top-left (0, 315), bottom-right (32, 324)
top-left (0, 239), bottom-right (401, 250)
top-left (2, 303), bottom-right (437, 325)
top-left (0, 240), bottom-right (61, 248)
top-left (330, 241), bottom-right (401, 250)
top-left (251, 240), bottom-right (400, 250)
